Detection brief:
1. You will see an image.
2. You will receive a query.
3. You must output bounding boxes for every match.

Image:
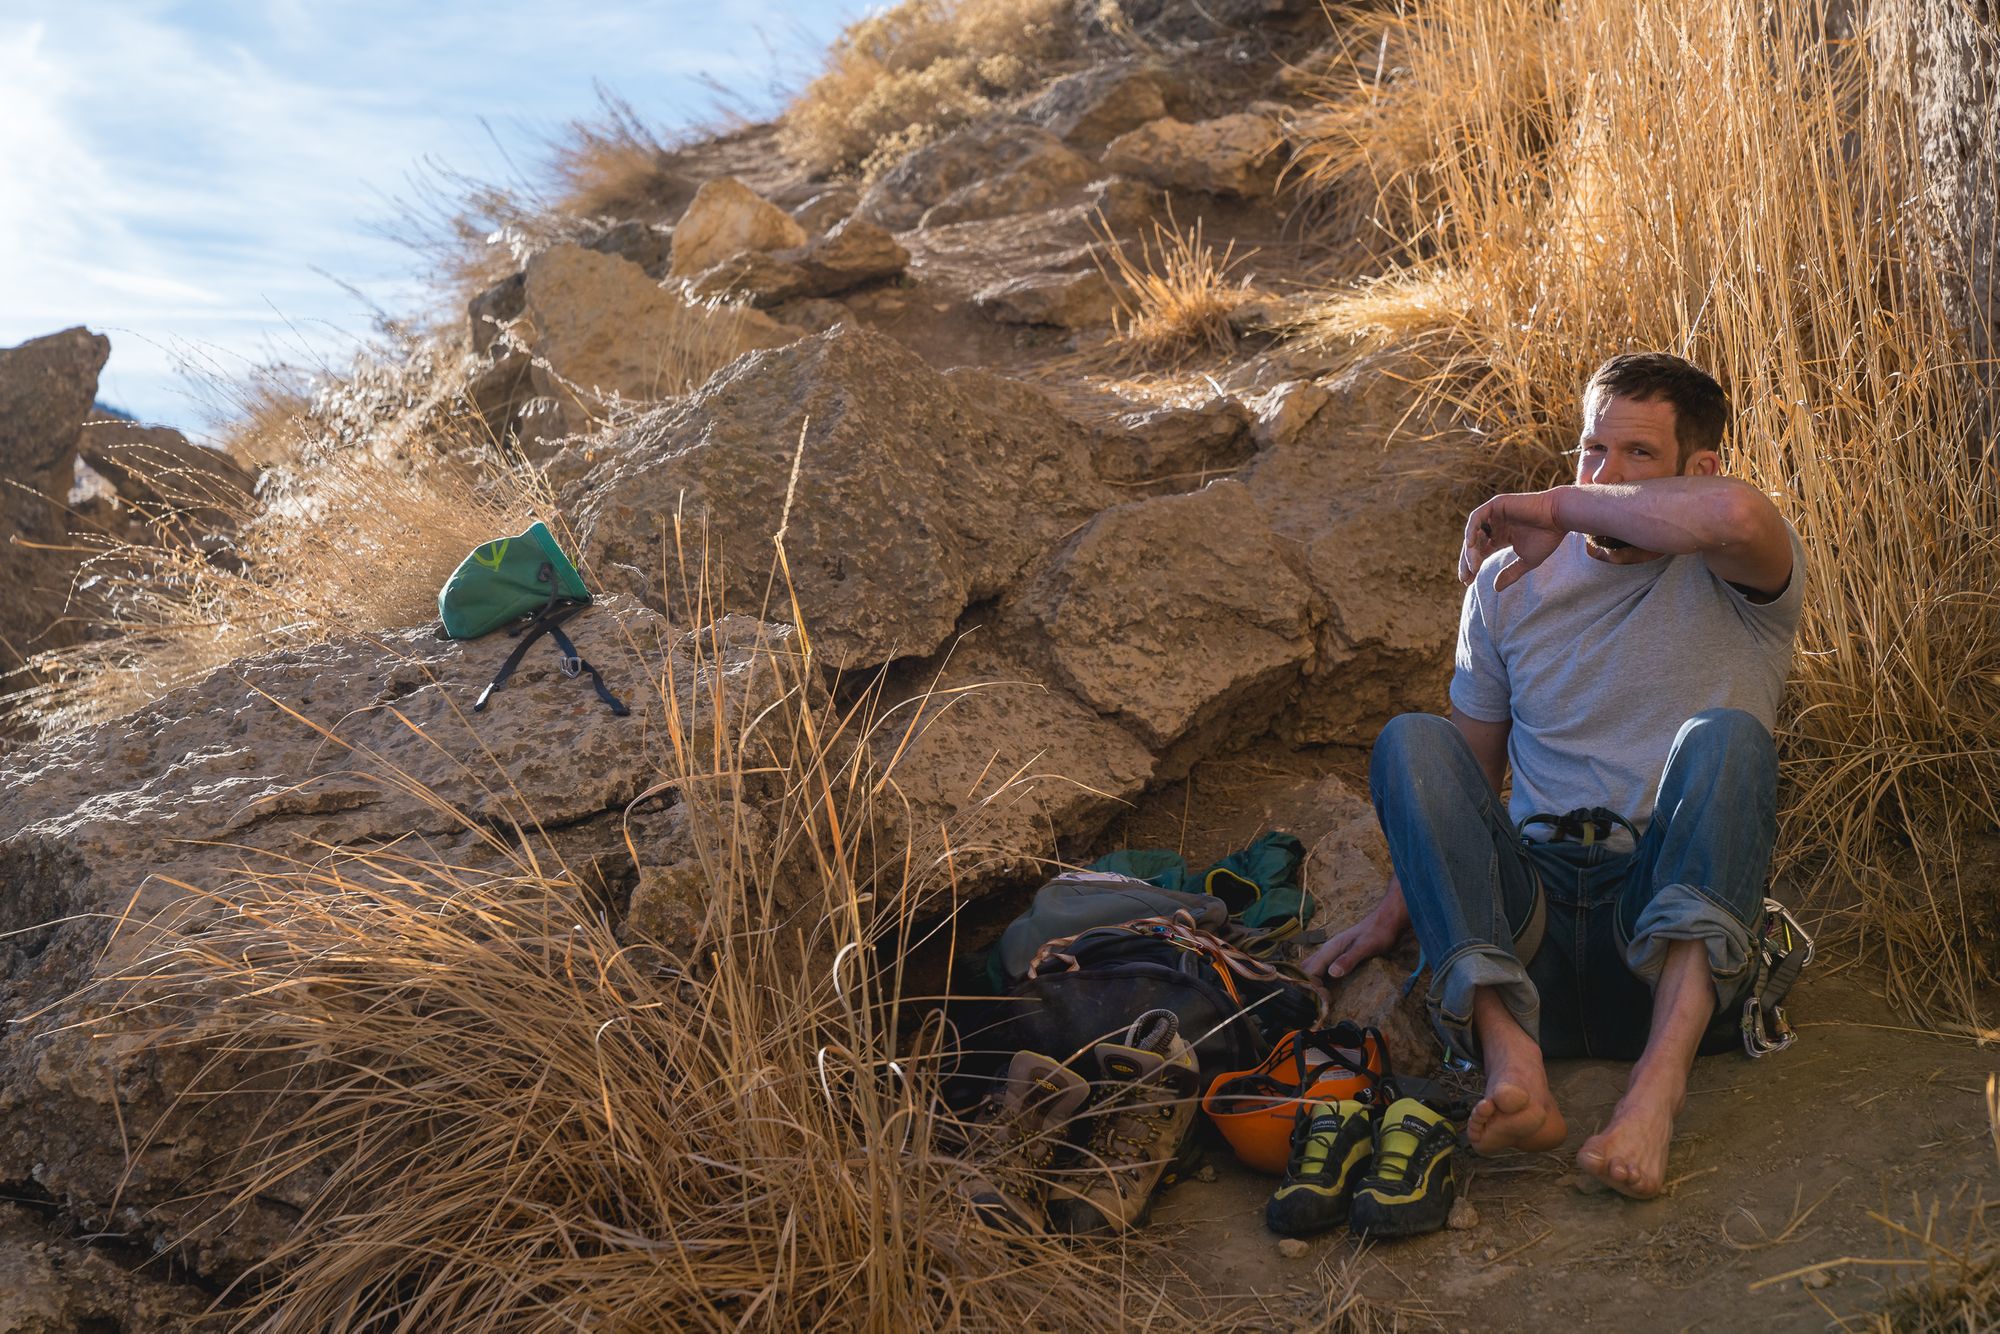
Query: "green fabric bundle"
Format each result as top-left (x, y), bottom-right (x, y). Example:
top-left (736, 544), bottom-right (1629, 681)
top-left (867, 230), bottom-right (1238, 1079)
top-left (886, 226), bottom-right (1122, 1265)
top-left (438, 521), bottom-right (591, 640)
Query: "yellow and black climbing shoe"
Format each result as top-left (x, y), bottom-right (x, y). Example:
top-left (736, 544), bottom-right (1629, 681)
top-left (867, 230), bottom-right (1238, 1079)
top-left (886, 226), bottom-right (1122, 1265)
top-left (1349, 1098), bottom-right (1458, 1239)
top-left (1264, 1098), bottom-right (1376, 1237)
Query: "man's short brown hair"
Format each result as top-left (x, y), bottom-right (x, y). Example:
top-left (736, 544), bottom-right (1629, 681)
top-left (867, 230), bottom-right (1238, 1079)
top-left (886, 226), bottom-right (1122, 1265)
top-left (1585, 352), bottom-right (1730, 465)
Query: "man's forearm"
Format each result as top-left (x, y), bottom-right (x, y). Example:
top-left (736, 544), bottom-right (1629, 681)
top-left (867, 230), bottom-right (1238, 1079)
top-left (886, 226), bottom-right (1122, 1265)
top-left (1547, 476), bottom-right (1777, 555)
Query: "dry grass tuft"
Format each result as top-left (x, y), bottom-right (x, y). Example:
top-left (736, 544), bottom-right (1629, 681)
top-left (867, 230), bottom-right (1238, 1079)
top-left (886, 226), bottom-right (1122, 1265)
top-left (1096, 212), bottom-right (1250, 367)
top-left (780, 0), bottom-right (1073, 178)
top-left (90, 565), bottom-right (1257, 1331)
top-left (1294, 0), bottom-right (2000, 1027)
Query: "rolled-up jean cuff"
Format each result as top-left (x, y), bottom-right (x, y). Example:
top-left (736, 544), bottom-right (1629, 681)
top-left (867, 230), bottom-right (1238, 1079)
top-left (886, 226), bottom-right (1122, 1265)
top-left (1624, 883), bottom-right (1754, 1010)
top-left (1429, 942), bottom-right (1540, 1065)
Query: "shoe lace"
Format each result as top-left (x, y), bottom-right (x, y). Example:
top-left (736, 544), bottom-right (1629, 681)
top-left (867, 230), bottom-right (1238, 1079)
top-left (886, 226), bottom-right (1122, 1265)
top-left (1287, 1106), bottom-right (1348, 1182)
top-left (1370, 1114), bottom-right (1436, 1184)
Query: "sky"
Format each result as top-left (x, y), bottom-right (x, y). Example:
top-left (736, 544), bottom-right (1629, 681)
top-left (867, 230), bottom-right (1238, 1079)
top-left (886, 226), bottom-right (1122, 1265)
top-left (0, 0), bottom-right (861, 437)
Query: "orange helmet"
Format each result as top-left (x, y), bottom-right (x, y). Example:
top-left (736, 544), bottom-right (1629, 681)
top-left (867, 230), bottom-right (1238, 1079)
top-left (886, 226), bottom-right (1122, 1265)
top-left (1201, 1024), bottom-right (1390, 1174)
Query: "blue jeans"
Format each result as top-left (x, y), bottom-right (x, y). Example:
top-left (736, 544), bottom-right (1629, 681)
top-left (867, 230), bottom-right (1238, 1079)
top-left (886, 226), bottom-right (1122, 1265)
top-left (1370, 709), bottom-right (1774, 1063)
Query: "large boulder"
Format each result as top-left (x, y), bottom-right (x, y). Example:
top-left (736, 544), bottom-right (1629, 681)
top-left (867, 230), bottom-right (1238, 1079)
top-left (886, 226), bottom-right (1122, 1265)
top-left (1238, 360), bottom-right (1467, 742)
top-left (1102, 113), bottom-right (1286, 197)
top-left (574, 325), bottom-right (1110, 669)
top-left (1024, 62), bottom-right (1171, 150)
top-left (856, 122), bottom-right (1095, 231)
top-left (667, 177), bottom-right (808, 278)
top-left (519, 244), bottom-right (799, 431)
top-left (875, 638), bottom-right (1157, 893)
top-left (0, 328), bottom-right (111, 677)
top-left (0, 600), bottom-right (796, 1274)
top-left (0, 327), bottom-right (108, 501)
top-left (687, 216), bottom-right (909, 307)
top-left (1009, 478), bottom-right (1317, 764)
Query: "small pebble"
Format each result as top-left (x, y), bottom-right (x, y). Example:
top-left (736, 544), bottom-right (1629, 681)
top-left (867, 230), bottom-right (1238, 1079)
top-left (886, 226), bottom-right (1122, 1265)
top-left (1447, 1198), bottom-right (1480, 1230)
top-left (1196, 1164), bottom-right (1218, 1183)
top-left (932, 302), bottom-right (952, 313)
top-left (1803, 1270), bottom-right (1833, 1290)
top-left (1277, 1238), bottom-right (1310, 1259)
top-left (1482, 1245), bottom-right (1498, 1261)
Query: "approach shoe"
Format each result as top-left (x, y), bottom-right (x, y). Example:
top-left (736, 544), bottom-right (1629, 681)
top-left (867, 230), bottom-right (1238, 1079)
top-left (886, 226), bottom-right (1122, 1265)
top-left (1264, 1098), bottom-right (1376, 1237)
top-left (1348, 1097), bottom-right (1459, 1239)
top-left (958, 1049), bottom-right (1091, 1233)
top-left (1047, 1008), bottom-right (1200, 1237)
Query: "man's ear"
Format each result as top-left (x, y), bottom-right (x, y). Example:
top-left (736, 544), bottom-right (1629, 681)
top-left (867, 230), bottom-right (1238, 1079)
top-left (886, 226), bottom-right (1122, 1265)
top-left (1683, 448), bottom-right (1722, 477)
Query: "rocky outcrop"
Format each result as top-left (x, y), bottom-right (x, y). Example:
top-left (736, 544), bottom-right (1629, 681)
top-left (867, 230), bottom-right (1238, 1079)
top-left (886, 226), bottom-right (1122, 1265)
top-left (0, 1203), bottom-right (201, 1333)
top-left (973, 267), bottom-right (1119, 328)
top-left (0, 328), bottom-right (111, 676)
top-left (575, 325), bottom-right (1109, 669)
top-left (687, 216), bottom-right (909, 306)
top-left (1011, 479), bottom-right (1317, 763)
top-left (519, 243), bottom-right (799, 431)
top-left (1095, 396), bottom-right (1255, 483)
top-left (0, 599), bottom-right (799, 1272)
top-left (857, 122), bottom-right (1095, 230)
top-left (1025, 63), bottom-right (1172, 150)
top-left (1239, 358), bottom-right (1465, 742)
top-left (667, 177), bottom-right (809, 277)
top-left (1102, 113), bottom-right (1286, 197)
top-left (875, 638), bottom-right (1157, 891)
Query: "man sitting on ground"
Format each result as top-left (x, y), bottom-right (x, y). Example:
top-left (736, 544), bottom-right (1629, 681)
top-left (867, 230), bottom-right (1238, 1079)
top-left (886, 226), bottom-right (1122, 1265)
top-left (1304, 352), bottom-right (1803, 1198)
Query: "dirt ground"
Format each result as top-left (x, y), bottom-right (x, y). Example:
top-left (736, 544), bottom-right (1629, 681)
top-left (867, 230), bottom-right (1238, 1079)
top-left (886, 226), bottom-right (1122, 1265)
top-left (1086, 744), bottom-right (2000, 1331)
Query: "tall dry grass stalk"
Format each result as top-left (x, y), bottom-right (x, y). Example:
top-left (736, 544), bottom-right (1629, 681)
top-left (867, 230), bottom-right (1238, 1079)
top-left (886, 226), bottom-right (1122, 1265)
top-left (86, 543), bottom-right (1259, 1331)
top-left (780, 0), bottom-right (1072, 177)
top-left (1294, 0), bottom-right (2000, 1027)
top-left (1096, 212), bottom-right (1250, 367)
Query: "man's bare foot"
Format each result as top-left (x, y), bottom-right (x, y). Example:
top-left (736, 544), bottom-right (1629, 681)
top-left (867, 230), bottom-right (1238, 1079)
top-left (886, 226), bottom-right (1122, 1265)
top-left (1467, 1077), bottom-right (1568, 1154)
top-left (1576, 1095), bottom-right (1676, 1198)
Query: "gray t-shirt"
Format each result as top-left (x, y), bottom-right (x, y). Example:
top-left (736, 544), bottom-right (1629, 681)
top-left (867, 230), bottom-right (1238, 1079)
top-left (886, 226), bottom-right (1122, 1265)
top-left (1449, 524), bottom-right (1805, 835)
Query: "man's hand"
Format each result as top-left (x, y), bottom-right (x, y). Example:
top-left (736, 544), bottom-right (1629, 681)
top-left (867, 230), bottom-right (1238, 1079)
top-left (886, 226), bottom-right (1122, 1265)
top-left (1460, 490), bottom-right (1566, 590)
top-left (1301, 879), bottom-right (1412, 982)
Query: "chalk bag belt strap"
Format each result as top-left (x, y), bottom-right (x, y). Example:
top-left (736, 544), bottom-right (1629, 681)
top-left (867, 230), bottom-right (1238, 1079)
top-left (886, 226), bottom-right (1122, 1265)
top-left (475, 598), bottom-right (630, 717)
top-left (1742, 897), bottom-right (1813, 1058)
top-left (1517, 806), bottom-right (1640, 848)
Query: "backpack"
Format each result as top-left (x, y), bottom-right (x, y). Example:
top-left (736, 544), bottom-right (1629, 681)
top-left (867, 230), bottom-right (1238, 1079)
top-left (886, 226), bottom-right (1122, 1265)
top-left (438, 521), bottom-right (629, 716)
top-left (950, 911), bottom-right (1326, 1104)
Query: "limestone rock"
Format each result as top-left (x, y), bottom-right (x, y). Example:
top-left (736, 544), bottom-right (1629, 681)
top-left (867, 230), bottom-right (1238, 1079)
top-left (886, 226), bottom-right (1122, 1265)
top-left (576, 326), bottom-right (1108, 670)
top-left (587, 217), bottom-right (674, 276)
top-left (1025, 63), bottom-right (1170, 149)
top-left (1102, 114), bottom-right (1285, 197)
top-left (1012, 478), bottom-right (1316, 758)
top-left (0, 327), bottom-right (110, 677)
top-left (0, 327), bottom-right (109, 505)
top-left (1097, 396), bottom-right (1254, 483)
top-left (520, 244), bottom-right (798, 430)
top-left (1239, 359), bottom-right (1465, 741)
top-left (689, 216), bottom-right (908, 307)
top-left (1248, 379), bottom-right (1331, 449)
top-left (668, 177), bottom-right (807, 278)
top-left (875, 639), bottom-right (1156, 892)
top-left (74, 418), bottom-right (251, 534)
top-left (468, 270), bottom-right (526, 355)
top-left (974, 268), bottom-right (1118, 329)
top-left (0, 1203), bottom-right (203, 1332)
top-left (857, 122), bottom-right (1094, 231)
top-left (793, 184), bottom-right (861, 234)
top-left (465, 347), bottom-right (534, 437)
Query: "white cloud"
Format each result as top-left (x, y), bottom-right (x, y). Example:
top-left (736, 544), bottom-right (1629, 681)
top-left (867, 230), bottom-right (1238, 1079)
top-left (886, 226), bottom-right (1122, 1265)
top-left (0, 0), bottom-right (859, 432)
